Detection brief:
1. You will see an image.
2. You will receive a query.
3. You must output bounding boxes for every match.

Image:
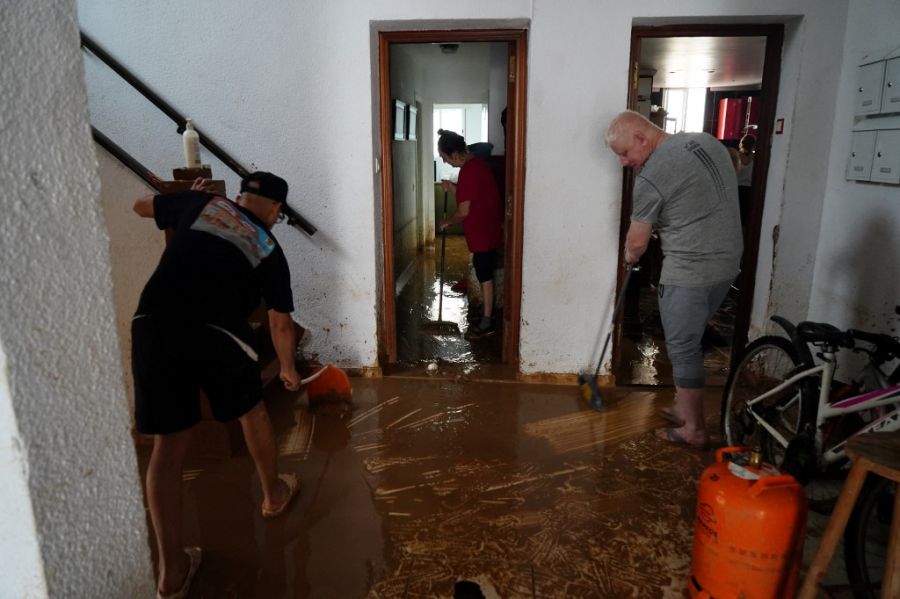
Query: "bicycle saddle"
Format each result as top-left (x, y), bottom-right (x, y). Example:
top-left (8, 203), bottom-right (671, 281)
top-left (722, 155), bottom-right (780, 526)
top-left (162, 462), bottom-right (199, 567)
top-left (796, 321), bottom-right (855, 348)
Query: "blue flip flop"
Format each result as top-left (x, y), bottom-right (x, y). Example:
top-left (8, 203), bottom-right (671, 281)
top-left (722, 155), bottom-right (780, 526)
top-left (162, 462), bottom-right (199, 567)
top-left (656, 426), bottom-right (709, 450)
top-left (657, 408), bottom-right (685, 427)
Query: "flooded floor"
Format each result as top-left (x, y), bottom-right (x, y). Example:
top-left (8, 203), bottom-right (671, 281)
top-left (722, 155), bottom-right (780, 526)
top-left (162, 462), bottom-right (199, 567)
top-left (394, 234), bottom-right (502, 369)
top-left (132, 240), bottom-right (854, 597)
top-left (616, 276), bottom-right (737, 388)
top-left (135, 378), bottom-right (854, 598)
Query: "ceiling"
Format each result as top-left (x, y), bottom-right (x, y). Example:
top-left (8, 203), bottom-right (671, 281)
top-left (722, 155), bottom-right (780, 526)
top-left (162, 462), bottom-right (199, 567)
top-left (640, 36), bottom-right (766, 90)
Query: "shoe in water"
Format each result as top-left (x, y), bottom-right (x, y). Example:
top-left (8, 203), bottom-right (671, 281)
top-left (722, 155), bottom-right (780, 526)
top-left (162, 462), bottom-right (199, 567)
top-left (450, 279), bottom-right (469, 293)
top-left (465, 322), bottom-right (496, 340)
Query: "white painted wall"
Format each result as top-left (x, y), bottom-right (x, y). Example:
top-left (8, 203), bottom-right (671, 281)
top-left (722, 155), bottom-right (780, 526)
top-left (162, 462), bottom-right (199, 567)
top-left (0, 341), bottom-right (46, 598)
top-left (808, 0), bottom-right (900, 364)
top-left (422, 43), bottom-right (493, 104)
top-left (522, 0), bottom-right (851, 374)
top-left (96, 150), bottom-right (165, 407)
top-left (0, 1), bottom-right (153, 596)
top-left (489, 43), bottom-right (509, 155)
top-left (390, 47), bottom-right (422, 285)
top-left (77, 0), bottom-right (866, 377)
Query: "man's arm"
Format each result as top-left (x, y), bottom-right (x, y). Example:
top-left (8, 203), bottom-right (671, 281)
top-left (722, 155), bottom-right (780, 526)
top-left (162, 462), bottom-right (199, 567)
top-left (624, 220), bottom-right (653, 264)
top-left (133, 194), bottom-right (155, 218)
top-left (268, 309), bottom-right (300, 391)
top-left (133, 179), bottom-right (215, 219)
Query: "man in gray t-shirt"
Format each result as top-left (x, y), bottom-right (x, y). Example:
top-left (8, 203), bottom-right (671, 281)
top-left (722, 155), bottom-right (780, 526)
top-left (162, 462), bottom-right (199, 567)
top-left (606, 110), bottom-right (742, 449)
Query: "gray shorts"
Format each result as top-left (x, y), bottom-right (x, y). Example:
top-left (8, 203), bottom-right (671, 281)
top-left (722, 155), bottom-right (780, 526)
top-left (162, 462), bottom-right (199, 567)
top-left (658, 280), bottom-right (732, 389)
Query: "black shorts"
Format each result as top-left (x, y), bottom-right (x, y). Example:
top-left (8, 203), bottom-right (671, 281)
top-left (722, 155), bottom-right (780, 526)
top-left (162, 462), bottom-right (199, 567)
top-left (472, 249), bottom-right (498, 283)
top-left (132, 316), bottom-right (262, 435)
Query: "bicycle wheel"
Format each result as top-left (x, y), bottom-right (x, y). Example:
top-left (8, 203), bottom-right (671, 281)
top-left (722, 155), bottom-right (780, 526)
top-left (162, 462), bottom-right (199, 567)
top-left (721, 336), bottom-right (807, 464)
top-left (844, 477), bottom-right (895, 598)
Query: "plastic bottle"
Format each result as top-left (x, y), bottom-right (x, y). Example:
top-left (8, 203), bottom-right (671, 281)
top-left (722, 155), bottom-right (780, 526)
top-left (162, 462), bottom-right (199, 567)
top-left (182, 119), bottom-right (201, 168)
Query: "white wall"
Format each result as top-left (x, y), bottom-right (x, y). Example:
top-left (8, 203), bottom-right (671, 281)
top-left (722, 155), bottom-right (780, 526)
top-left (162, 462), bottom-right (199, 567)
top-left (808, 0), bottom-right (900, 360)
top-left (489, 43), bottom-right (509, 155)
top-left (0, 1), bottom-right (153, 596)
top-left (521, 0), bottom-right (851, 374)
top-left (390, 46), bottom-right (422, 286)
top-left (77, 0), bottom-right (860, 377)
top-left (96, 150), bottom-right (165, 407)
top-left (78, 1), bottom-right (531, 371)
top-left (0, 341), bottom-right (46, 598)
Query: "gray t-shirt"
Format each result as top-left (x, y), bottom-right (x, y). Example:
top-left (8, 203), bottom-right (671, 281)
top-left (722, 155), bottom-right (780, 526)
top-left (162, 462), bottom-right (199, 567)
top-left (632, 132), bottom-right (743, 287)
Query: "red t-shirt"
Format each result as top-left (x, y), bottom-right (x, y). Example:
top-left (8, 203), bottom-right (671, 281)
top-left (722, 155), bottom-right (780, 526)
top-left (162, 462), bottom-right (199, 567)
top-left (456, 157), bottom-right (503, 252)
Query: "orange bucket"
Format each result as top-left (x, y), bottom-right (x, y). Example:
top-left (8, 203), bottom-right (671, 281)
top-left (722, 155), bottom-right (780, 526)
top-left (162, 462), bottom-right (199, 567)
top-left (689, 447), bottom-right (807, 599)
top-left (303, 365), bottom-right (352, 402)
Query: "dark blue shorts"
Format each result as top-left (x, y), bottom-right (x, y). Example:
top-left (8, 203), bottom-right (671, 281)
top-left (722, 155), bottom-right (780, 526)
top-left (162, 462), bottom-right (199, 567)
top-left (131, 316), bottom-right (262, 434)
top-left (472, 249), bottom-right (498, 283)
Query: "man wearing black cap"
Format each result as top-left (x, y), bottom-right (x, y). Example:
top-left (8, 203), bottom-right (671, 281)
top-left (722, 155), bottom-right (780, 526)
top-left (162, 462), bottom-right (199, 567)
top-left (131, 172), bottom-right (301, 598)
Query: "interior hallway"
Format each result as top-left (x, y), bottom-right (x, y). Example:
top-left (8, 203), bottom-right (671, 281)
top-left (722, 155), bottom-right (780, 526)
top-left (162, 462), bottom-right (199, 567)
top-left (135, 378), bottom-right (851, 598)
top-left (393, 234), bottom-right (504, 373)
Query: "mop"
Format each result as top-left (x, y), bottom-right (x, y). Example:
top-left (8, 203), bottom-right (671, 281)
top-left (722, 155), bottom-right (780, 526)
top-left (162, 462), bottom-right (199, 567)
top-left (420, 189), bottom-right (461, 335)
top-left (578, 266), bottom-right (635, 412)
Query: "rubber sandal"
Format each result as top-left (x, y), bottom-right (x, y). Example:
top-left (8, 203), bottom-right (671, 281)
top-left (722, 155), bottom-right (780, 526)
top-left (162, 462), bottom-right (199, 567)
top-left (156, 546), bottom-right (201, 599)
top-left (261, 473), bottom-right (300, 519)
top-left (655, 427), bottom-right (709, 451)
top-left (658, 407), bottom-right (685, 427)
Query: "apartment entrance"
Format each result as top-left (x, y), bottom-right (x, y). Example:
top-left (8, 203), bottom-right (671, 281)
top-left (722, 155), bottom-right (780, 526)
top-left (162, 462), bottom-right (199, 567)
top-left (613, 24), bottom-right (784, 387)
top-left (377, 29), bottom-right (527, 377)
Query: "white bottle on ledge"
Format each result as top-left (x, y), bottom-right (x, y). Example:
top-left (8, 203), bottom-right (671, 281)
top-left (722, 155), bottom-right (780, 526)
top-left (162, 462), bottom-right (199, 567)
top-left (182, 119), bottom-right (201, 168)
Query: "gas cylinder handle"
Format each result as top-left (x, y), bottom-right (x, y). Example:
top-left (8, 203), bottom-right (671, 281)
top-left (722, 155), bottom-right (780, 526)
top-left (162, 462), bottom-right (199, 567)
top-left (716, 446), bottom-right (751, 463)
top-left (749, 475), bottom-right (799, 498)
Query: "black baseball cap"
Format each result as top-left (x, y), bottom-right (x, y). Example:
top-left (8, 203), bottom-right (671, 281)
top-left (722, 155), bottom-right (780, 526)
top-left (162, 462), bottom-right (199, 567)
top-left (240, 171), bottom-right (288, 204)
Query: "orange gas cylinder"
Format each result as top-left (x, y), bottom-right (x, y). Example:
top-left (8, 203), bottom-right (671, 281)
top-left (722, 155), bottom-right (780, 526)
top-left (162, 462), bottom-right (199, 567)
top-left (689, 447), bottom-right (807, 599)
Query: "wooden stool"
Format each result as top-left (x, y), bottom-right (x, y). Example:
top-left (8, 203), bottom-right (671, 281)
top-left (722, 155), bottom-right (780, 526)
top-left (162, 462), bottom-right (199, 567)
top-left (798, 432), bottom-right (900, 598)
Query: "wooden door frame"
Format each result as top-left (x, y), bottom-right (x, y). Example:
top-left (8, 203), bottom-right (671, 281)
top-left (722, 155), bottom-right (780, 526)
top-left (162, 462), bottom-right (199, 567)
top-left (377, 29), bottom-right (528, 366)
top-left (614, 24), bottom-right (784, 375)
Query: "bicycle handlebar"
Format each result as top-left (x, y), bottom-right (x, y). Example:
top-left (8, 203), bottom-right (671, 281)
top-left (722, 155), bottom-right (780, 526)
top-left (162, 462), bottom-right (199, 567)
top-left (848, 328), bottom-right (900, 362)
top-left (773, 316), bottom-right (900, 363)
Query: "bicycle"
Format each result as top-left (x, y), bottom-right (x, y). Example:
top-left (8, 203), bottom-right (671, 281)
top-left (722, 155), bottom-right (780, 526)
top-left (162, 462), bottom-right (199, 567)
top-left (721, 315), bottom-right (900, 598)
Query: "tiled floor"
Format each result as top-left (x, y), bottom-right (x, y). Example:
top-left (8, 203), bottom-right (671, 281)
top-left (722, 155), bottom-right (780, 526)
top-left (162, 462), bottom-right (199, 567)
top-left (135, 378), bottom-right (858, 598)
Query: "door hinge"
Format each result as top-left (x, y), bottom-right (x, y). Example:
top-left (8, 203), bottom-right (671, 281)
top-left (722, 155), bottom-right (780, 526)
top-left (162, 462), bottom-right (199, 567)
top-left (508, 56), bottom-right (516, 83)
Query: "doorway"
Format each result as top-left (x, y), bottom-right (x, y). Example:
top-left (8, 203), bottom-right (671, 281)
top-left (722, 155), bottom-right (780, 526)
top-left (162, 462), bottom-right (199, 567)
top-left (377, 30), bottom-right (528, 376)
top-left (613, 24), bottom-right (784, 386)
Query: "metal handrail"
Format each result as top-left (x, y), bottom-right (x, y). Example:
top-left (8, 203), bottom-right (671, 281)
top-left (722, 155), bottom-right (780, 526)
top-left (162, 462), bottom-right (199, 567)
top-left (92, 126), bottom-right (161, 190)
top-left (81, 31), bottom-right (316, 235)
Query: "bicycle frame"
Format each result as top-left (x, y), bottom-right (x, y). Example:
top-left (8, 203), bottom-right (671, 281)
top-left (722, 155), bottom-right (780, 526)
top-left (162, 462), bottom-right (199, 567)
top-left (744, 349), bottom-right (900, 468)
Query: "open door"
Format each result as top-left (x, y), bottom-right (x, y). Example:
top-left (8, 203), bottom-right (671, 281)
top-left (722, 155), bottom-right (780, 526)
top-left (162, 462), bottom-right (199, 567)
top-left (377, 29), bottom-right (528, 372)
top-left (613, 24), bottom-right (784, 385)
top-left (502, 37), bottom-right (527, 363)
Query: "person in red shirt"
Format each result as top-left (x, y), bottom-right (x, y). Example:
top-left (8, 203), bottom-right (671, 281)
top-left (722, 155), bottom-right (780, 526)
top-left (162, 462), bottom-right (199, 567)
top-left (437, 129), bottom-right (503, 339)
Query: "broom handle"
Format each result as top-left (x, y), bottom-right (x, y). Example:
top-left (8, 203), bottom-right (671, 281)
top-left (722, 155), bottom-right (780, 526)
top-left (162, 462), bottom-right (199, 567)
top-left (437, 190), bottom-right (449, 320)
top-left (593, 266), bottom-right (634, 379)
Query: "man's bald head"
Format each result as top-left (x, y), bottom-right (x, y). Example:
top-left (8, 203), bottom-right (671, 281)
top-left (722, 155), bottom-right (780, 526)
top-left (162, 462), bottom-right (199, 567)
top-left (605, 110), bottom-right (661, 146)
top-left (605, 110), bottom-right (667, 169)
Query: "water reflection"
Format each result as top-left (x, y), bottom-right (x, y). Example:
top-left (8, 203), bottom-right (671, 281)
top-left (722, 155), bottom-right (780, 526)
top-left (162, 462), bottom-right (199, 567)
top-left (395, 235), bottom-right (502, 367)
